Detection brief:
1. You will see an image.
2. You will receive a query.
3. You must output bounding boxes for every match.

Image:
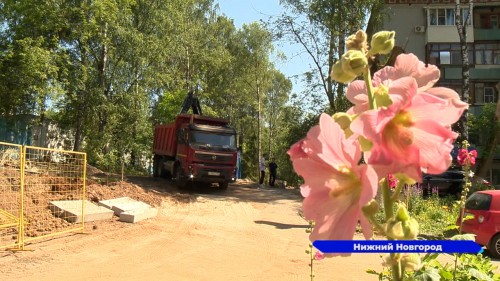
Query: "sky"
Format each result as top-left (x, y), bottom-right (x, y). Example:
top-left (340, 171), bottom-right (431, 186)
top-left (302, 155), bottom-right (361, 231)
top-left (216, 0), bottom-right (311, 95)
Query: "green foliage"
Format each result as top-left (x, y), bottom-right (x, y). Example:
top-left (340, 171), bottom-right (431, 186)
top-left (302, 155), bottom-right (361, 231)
top-left (370, 253), bottom-right (500, 281)
top-left (469, 103), bottom-right (500, 154)
top-left (373, 185), bottom-right (461, 237)
top-left (1, 0), bottom-right (298, 177)
top-left (414, 253), bottom-right (500, 281)
top-left (272, 0), bottom-right (383, 112)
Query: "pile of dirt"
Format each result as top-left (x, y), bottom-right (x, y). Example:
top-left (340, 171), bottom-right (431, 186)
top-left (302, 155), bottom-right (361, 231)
top-left (86, 181), bottom-right (164, 207)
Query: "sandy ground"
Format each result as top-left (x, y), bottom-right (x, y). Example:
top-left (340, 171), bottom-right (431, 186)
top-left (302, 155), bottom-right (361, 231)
top-left (0, 176), bottom-right (498, 281)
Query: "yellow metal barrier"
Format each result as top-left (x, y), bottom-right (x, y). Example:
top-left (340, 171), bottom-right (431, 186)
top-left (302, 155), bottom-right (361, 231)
top-left (0, 142), bottom-right (22, 250)
top-left (0, 142), bottom-right (86, 250)
top-left (22, 146), bottom-right (86, 245)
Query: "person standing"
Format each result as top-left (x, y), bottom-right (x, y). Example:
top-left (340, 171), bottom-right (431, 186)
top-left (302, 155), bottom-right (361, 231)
top-left (259, 155), bottom-right (266, 188)
top-left (236, 146), bottom-right (242, 179)
top-left (268, 158), bottom-right (278, 187)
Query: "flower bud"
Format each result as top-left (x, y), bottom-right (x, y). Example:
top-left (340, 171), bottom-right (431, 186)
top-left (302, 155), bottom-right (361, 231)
top-left (402, 218), bottom-right (419, 240)
top-left (370, 31), bottom-right (395, 55)
top-left (358, 136), bottom-right (373, 152)
top-left (401, 253), bottom-right (421, 272)
top-left (396, 204), bottom-right (409, 222)
top-left (382, 253), bottom-right (400, 267)
top-left (346, 30), bottom-right (368, 51)
top-left (362, 199), bottom-right (379, 217)
top-left (333, 112), bottom-right (354, 138)
top-left (386, 218), bottom-right (405, 240)
top-left (341, 50), bottom-right (368, 77)
top-left (373, 85), bottom-right (393, 108)
top-left (330, 60), bottom-right (357, 84)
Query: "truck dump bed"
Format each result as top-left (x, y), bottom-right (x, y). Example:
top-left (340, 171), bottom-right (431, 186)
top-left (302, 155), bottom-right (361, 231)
top-left (153, 114), bottom-right (230, 157)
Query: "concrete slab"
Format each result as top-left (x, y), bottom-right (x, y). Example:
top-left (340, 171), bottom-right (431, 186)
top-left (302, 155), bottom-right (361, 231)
top-left (119, 207), bottom-right (158, 223)
top-left (97, 197), bottom-right (158, 223)
top-left (98, 197), bottom-right (152, 216)
top-left (49, 200), bottom-right (114, 223)
top-left (97, 197), bottom-right (136, 213)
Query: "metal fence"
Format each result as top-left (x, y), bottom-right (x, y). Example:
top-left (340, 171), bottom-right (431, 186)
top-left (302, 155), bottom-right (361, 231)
top-left (0, 142), bottom-right (86, 250)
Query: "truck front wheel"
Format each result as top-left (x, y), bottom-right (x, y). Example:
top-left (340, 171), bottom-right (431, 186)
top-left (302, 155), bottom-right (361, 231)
top-left (218, 182), bottom-right (228, 190)
top-left (175, 167), bottom-right (186, 189)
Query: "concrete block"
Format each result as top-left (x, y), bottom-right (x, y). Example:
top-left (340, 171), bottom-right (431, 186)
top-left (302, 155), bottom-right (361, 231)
top-left (119, 207), bottom-right (158, 223)
top-left (49, 200), bottom-right (114, 223)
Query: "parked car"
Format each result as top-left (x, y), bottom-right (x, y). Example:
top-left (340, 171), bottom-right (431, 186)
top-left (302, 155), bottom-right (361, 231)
top-left (457, 190), bottom-right (500, 258)
top-left (422, 169), bottom-right (465, 197)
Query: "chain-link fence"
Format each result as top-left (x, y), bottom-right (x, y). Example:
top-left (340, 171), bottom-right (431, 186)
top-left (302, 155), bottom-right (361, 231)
top-left (0, 142), bottom-right (86, 250)
top-left (0, 142), bottom-right (22, 250)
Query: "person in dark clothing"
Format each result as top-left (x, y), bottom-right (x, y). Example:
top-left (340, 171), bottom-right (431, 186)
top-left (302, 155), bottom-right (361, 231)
top-left (268, 159), bottom-right (278, 187)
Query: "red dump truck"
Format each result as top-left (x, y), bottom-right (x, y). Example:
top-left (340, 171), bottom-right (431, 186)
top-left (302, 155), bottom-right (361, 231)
top-left (152, 92), bottom-right (237, 190)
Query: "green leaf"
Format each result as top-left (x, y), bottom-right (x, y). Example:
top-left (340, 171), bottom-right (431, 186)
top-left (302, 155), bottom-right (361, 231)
top-left (413, 267), bottom-right (441, 281)
top-left (443, 224), bottom-right (459, 231)
top-left (421, 253), bottom-right (439, 262)
top-left (438, 269), bottom-right (454, 280)
top-left (366, 269), bottom-right (379, 275)
top-left (468, 268), bottom-right (494, 281)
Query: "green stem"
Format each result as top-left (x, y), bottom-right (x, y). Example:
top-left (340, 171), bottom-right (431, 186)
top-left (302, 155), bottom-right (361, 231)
top-left (382, 178), bottom-right (403, 281)
top-left (364, 67), bottom-right (376, 110)
top-left (382, 179), bottom-right (393, 221)
top-left (454, 141), bottom-right (471, 281)
top-left (390, 181), bottom-right (405, 202)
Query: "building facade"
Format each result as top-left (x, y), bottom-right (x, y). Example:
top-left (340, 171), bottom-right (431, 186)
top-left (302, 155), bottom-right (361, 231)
top-left (383, 0), bottom-right (500, 186)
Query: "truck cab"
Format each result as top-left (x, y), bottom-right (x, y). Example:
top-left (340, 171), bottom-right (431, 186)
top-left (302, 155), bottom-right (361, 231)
top-left (174, 120), bottom-right (237, 189)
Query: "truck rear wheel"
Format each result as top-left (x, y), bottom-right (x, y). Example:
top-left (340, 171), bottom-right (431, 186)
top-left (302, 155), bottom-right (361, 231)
top-left (153, 156), bottom-right (160, 178)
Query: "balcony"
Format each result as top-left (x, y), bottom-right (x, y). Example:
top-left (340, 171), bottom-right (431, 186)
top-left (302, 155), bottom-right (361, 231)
top-left (474, 28), bottom-right (500, 41)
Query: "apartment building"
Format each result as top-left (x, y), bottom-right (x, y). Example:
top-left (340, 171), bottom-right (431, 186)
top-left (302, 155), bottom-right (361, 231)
top-left (382, 0), bottom-right (500, 186)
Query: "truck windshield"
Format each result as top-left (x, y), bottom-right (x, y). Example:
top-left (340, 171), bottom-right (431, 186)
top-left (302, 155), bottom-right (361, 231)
top-left (190, 131), bottom-right (236, 150)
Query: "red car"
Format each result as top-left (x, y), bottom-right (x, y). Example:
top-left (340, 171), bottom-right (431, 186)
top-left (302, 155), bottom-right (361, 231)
top-left (457, 190), bottom-right (500, 258)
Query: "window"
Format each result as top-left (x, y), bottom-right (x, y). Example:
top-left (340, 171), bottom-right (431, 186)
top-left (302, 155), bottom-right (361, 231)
top-left (428, 43), bottom-right (473, 65)
top-left (465, 193), bottom-right (492, 210)
top-left (484, 87), bottom-right (495, 103)
top-left (492, 15), bottom-right (499, 29)
top-left (475, 43), bottom-right (500, 65)
top-left (474, 84), bottom-right (497, 104)
top-left (428, 8), bottom-right (471, 26)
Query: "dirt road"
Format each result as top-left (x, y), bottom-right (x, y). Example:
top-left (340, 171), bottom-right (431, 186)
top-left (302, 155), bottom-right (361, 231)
top-left (0, 177), bottom-right (497, 281)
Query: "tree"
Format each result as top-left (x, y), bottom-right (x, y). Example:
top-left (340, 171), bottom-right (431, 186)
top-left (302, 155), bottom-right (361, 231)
top-left (470, 101), bottom-right (500, 179)
top-left (271, 0), bottom-right (383, 113)
top-left (454, 0), bottom-right (473, 142)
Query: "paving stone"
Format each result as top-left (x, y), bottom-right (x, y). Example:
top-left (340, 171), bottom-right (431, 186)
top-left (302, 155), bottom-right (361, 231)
top-left (49, 200), bottom-right (114, 223)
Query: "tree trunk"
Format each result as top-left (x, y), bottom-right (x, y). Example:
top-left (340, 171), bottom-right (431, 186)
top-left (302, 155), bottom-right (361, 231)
top-left (455, 0), bottom-right (471, 142)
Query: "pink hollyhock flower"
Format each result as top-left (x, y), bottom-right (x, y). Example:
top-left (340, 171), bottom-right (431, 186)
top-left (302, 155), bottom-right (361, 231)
top-left (288, 114), bottom-right (378, 256)
top-left (346, 77), bottom-right (414, 114)
top-left (387, 174), bottom-right (398, 189)
top-left (457, 149), bottom-right (477, 166)
top-left (350, 78), bottom-right (463, 181)
top-left (373, 53), bottom-right (440, 92)
top-left (314, 251), bottom-right (325, 260)
top-left (346, 53), bottom-right (467, 115)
